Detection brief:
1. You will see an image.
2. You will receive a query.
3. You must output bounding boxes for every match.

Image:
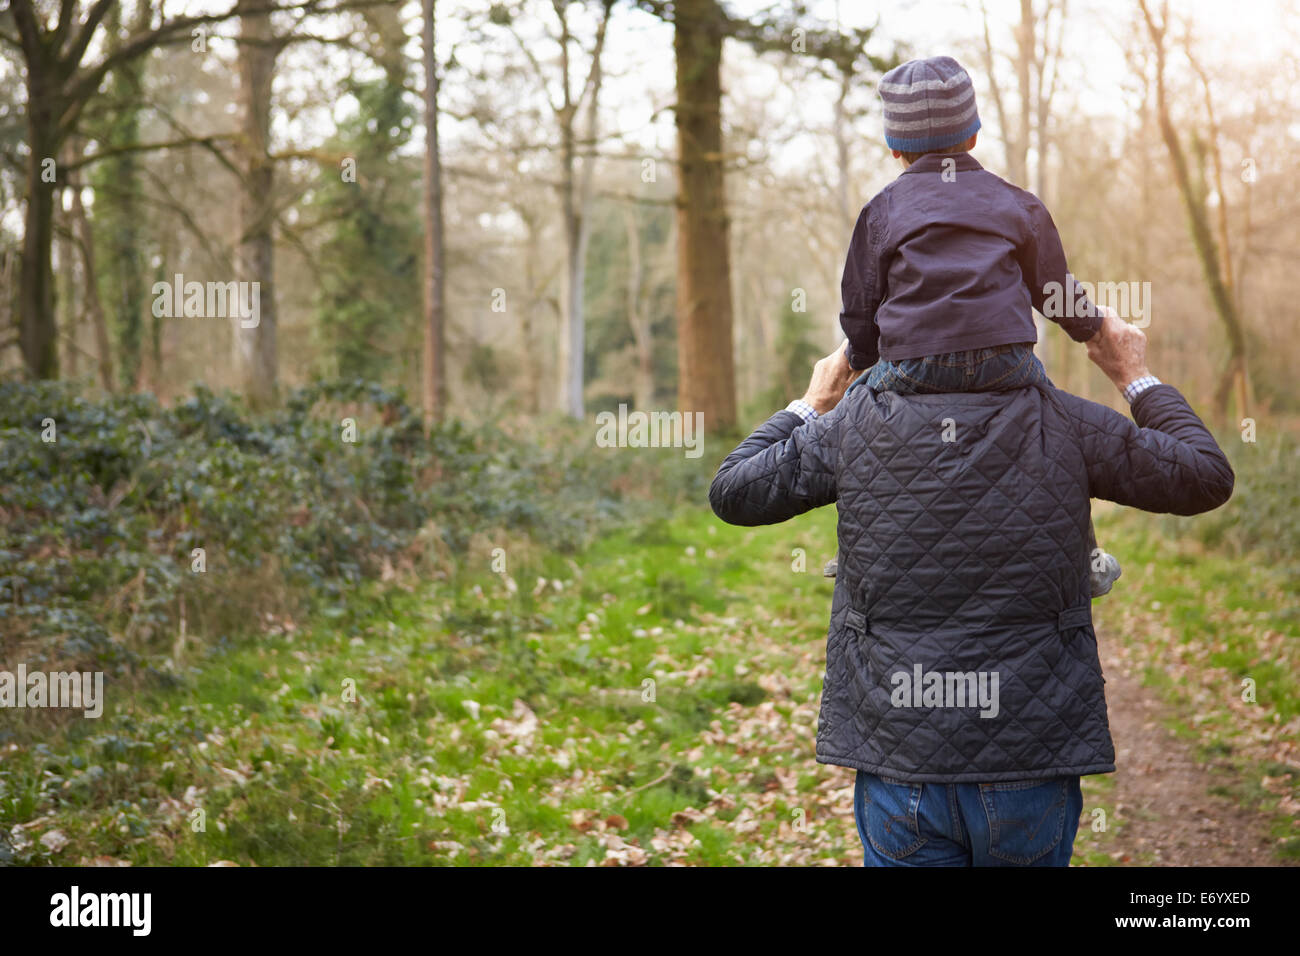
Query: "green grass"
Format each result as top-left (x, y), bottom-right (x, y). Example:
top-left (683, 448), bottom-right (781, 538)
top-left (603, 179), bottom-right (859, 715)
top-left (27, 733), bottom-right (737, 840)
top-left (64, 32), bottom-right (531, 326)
top-left (1, 505), bottom-right (860, 866)
top-left (4, 494), bottom-right (1294, 865)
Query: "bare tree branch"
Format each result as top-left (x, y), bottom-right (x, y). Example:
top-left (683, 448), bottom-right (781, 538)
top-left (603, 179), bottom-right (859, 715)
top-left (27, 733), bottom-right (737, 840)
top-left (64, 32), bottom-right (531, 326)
top-left (62, 134), bottom-right (241, 172)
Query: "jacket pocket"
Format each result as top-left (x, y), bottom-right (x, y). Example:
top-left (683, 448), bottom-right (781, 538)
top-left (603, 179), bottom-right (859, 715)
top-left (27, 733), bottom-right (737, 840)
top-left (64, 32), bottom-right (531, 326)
top-left (978, 778), bottom-right (1069, 865)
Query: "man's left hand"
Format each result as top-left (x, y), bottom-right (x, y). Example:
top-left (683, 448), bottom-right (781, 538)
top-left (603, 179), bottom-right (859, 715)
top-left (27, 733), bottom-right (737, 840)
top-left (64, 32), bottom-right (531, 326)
top-left (801, 341), bottom-right (862, 415)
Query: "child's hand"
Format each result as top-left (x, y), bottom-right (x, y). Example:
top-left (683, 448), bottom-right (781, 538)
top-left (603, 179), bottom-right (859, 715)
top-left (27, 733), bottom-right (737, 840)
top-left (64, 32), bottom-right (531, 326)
top-left (1089, 305), bottom-right (1122, 342)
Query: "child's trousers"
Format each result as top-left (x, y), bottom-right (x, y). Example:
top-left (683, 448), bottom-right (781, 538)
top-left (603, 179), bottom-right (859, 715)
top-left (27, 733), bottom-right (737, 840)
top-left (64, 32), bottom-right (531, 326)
top-left (849, 342), bottom-right (1048, 394)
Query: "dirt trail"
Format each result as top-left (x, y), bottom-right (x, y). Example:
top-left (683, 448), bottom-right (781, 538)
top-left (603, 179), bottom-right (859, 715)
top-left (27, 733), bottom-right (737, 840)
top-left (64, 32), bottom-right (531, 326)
top-left (1095, 633), bottom-right (1287, 866)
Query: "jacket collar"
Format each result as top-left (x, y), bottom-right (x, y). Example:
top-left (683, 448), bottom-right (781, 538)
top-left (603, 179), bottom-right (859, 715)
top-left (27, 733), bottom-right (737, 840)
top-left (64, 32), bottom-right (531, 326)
top-left (901, 152), bottom-right (984, 175)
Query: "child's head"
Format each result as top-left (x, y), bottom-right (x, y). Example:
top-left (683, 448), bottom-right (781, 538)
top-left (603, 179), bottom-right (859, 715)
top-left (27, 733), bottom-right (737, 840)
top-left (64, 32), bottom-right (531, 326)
top-left (878, 56), bottom-right (981, 168)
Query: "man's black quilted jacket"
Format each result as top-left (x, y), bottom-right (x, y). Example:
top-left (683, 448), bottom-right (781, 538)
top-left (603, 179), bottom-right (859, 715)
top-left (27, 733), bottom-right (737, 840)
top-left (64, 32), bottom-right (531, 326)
top-left (709, 383), bottom-right (1233, 782)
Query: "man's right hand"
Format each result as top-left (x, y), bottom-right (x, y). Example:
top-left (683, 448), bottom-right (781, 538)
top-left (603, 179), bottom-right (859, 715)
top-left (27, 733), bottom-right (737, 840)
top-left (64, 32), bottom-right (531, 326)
top-left (1086, 307), bottom-right (1151, 395)
top-left (800, 340), bottom-right (861, 414)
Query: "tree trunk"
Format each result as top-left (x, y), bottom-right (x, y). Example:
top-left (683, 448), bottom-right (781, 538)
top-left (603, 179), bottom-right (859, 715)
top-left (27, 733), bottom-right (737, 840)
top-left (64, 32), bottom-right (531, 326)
top-left (422, 0), bottom-right (447, 426)
top-left (19, 97), bottom-right (60, 379)
top-left (69, 167), bottom-right (115, 393)
top-left (89, 0), bottom-right (149, 391)
top-left (558, 110), bottom-right (584, 417)
top-left (234, 0), bottom-right (280, 406)
top-left (673, 0), bottom-right (736, 431)
top-left (1140, 1), bottom-right (1247, 423)
top-left (833, 67), bottom-right (854, 235)
top-left (56, 188), bottom-right (79, 381)
top-left (553, 0), bottom-right (612, 419)
top-left (623, 205), bottom-right (654, 409)
top-left (1188, 49), bottom-right (1253, 420)
top-left (519, 206), bottom-right (545, 415)
top-left (1012, 0), bottom-right (1033, 186)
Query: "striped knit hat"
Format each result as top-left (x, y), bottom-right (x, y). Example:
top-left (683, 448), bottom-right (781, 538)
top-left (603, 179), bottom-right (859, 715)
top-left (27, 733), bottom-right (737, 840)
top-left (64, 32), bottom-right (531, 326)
top-left (878, 56), bottom-right (981, 153)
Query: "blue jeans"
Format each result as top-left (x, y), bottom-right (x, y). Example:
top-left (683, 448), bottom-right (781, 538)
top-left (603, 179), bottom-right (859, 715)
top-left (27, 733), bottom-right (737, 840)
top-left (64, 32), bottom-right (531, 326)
top-left (854, 771), bottom-right (1084, 867)
top-left (848, 343), bottom-right (1048, 394)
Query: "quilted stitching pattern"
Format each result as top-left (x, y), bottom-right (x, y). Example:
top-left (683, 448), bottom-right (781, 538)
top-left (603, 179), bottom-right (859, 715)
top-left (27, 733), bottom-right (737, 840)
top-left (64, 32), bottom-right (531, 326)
top-left (710, 383), bottom-right (1233, 783)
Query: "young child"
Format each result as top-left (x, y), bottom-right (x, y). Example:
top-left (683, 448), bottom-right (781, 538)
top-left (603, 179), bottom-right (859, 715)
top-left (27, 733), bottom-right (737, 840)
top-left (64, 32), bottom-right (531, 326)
top-left (824, 55), bottom-right (1121, 597)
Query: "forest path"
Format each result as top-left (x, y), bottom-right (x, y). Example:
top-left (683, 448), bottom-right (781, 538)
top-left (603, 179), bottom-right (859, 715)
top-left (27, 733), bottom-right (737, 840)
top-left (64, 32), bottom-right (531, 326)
top-left (1081, 633), bottom-right (1288, 866)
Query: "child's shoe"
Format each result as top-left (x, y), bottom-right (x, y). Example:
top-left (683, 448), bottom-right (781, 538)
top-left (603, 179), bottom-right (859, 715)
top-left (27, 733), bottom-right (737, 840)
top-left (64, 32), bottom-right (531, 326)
top-left (823, 554), bottom-right (838, 577)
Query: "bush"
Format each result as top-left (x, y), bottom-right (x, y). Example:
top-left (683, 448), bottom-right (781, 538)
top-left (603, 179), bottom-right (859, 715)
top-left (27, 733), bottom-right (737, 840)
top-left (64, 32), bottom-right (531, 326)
top-left (1154, 428), bottom-right (1300, 566)
top-left (0, 380), bottom-right (707, 678)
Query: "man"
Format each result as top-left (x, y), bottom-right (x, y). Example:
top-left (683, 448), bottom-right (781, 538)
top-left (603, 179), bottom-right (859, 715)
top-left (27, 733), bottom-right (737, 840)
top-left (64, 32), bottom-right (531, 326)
top-left (709, 318), bottom-right (1234, 866)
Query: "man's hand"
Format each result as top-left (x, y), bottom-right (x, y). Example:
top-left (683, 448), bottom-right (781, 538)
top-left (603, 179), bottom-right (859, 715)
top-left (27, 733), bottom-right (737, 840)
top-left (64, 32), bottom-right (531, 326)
top-left (801, 341), bottom-right (862, 414)
top-left (1086, 307), bottom-right (1151, 395)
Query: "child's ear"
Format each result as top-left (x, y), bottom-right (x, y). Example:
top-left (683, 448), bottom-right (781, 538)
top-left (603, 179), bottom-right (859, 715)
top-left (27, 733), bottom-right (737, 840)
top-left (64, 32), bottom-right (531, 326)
top-left (966, 132), bottom-right (978, 150)
top-left (891, 149), bottom-right (903, 159)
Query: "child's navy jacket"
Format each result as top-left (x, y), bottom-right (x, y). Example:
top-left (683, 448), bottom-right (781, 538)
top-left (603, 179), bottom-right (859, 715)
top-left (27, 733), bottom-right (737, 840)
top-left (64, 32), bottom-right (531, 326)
top-left (840, 152), bottom-right (1103, 369)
